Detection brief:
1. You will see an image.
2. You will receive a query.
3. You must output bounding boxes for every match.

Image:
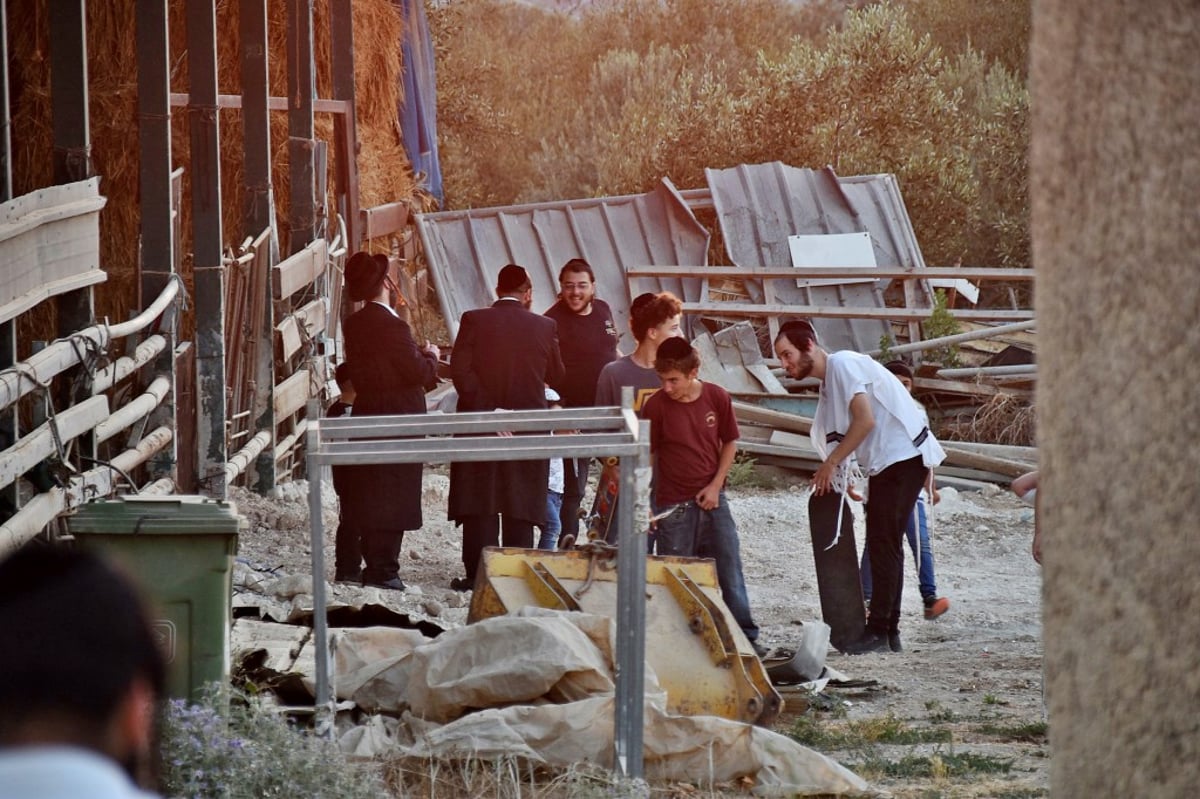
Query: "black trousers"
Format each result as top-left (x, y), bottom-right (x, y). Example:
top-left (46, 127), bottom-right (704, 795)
top-left (334, 515), bottom-right (363, 579)
top-left (460, 514), bottom-right (536, 581)
top-left (864, 455), bottom-right (929, 635)
top-left (360, 526), bottom-right (404, 583)
top-left (559, 457), bottom-right (590, 537)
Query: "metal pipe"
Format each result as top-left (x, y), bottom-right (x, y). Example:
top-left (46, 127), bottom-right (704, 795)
top-left (868, 319), bottom-right (1038, 357)
top-left (91, 334), bottom-right (167, 394)
top-left (0, 280), bottom-right (180, 412)
top-left (937, 364), bottom-right (1038, 379)
top-left (94, 376), bottom-right (170, 444)
top-left (224, 429), bottom-right (272, 483)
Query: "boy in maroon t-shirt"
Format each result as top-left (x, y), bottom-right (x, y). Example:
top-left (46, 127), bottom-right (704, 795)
top-left (641, 337), bottom-right (765, 656)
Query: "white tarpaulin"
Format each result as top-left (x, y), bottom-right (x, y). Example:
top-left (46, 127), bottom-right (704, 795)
top-left (331, 609), bottom-right (867, 796)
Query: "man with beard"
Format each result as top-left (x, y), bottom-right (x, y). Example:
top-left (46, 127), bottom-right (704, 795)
top-left (774, 320), bottom-right (946, 654)
top-left (0, 545), bottom-right (166, 798)
top-left (543, 258), bottom-right (620, 541)
top-left (449, 264), bottom-right (565, 590)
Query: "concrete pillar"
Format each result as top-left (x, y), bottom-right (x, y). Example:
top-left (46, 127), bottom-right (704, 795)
top-left (1031, 1), bottom-right (1200, 796)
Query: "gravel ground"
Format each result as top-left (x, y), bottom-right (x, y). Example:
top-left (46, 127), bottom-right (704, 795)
top-left (231, 465), bottom-right (1049, 797)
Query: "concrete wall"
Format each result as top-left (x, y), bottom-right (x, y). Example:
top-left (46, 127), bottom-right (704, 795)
top-left (1031, 1), bottom-right (1200, 795)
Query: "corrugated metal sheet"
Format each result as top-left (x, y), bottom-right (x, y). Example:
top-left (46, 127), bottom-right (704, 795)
top-left (415, 179), bottom-right (710, 350)
top-left (704, 162), bottom-right (930, 353)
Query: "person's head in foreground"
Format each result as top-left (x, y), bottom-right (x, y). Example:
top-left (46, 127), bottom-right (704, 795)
top-left (0, 544), bottom-right (166, 790)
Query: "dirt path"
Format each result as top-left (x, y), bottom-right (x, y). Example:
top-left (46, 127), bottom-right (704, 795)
top-left (233, 469), bottom-right (1048, 797)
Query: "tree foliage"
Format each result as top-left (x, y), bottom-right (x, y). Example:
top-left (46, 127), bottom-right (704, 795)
top-left (427, 0), bottom-right (1030, 273)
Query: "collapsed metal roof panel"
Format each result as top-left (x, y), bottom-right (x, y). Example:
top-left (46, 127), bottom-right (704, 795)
top-left (415, 179), bottom-right (710, 350)
top-left (704, 162), bottom-right (928, 353)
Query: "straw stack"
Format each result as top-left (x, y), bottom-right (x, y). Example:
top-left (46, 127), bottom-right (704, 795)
top-left (9, 0), bottom-right (417, 335)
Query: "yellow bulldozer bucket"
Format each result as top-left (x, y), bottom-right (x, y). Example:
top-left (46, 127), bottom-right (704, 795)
top-left (468, 546), bottom-right (783, 727)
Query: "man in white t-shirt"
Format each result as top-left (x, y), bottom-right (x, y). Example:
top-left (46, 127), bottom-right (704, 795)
top-left (775, 320), bottom-right (946, 654)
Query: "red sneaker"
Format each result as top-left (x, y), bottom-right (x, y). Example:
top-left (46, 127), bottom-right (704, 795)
top-left (924, 597), bottom-right (950, 620)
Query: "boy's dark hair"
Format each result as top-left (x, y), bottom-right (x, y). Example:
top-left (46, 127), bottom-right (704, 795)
top-left (654, 335), bottom-right (699, 375)
top-left (630, 291), bottom-right (683, 341)
top-left (0, 545), bottom-right (166, 747)
top-left (776, 319), bottom-right (818, 351)
top-left (558, 258), bottom-right (595, 282)
top-left (884, 360), bottom-right (913, 380)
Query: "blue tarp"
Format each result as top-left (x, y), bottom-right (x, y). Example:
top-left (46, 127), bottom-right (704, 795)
top-left (398, 0), bottom-right (444, 206)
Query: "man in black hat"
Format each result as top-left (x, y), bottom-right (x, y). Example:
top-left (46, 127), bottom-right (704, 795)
top-left (448, 264), bottom-right (565, 590)
top-left (339, 251), bottom-right (440, 590)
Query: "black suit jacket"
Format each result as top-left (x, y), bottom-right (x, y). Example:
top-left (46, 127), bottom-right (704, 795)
top-left (451, 299), bottom-right (564, 412)
top-left (448, 299), bottom-right (565, 523)
top-left (341, 302), bottom-right (439, 530)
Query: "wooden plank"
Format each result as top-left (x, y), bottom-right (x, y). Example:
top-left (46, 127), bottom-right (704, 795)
top-left (0, 270), bottom-right (107, 328)
top-left (913, 376), bottom-right (1032, 400)
top-left (272, 238), bottom-right (328, 301)
top-left (763, 427), bottom-right (1031, 478)
top-left (273, 368), bottom-right (312, 420)
top-left (0, 180), bottom-right (107, 324)
top-left (168, 92), bottom-right (350, 115)
top-left (628, 265), bottom-right (1036, 281)
top-left (732, 400), bottom-right (813, 435)
top-left (274, 418), bottom-right (307, 461)
top-left (683, 301), bottom-right (1034, 322)
top-left (275, 298), bottom-right (328, 362)
top-left (360, 201), bottom-right (409, 241)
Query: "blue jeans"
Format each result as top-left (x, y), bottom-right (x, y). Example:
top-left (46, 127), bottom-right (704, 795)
top-left (537, 490), bottom-right (563, 550)
top-left (861, 493), bottom-right (938, 601)
top-left (655, 492), bottom-right (759, 642)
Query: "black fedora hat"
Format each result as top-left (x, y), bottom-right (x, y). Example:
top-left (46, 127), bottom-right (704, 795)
top-left (345, 252), bottom-right (389, 302)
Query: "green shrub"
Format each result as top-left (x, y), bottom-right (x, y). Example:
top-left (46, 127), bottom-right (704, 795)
top-left (429, 0), bottom-right (1030, 275)
top-left (922, 289), bottom-right (963, 366)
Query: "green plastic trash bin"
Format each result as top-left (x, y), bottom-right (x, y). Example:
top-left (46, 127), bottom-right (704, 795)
top-left (67, 495), bottom-right (243, 701)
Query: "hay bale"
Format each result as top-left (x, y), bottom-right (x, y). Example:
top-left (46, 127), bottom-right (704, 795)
top-left (9, 0), bottom-right (417, 331)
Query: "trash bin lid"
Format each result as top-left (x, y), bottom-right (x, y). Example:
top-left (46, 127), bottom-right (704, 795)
top-left (67, 495), bottom-right (246, 536)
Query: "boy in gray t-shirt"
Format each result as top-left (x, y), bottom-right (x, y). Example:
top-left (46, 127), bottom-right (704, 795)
top-left (594, 291), bottom-right (683, 412)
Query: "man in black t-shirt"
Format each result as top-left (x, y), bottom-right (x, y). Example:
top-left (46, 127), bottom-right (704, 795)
top-left (543, 258), bottom-right (621, 538)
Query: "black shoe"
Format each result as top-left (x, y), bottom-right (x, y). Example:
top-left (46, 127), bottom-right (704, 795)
top-left (363, 576), bottom-right (406, 591)
top-left (450, 576), bottom-right (473, 592)
top-left (843, 630), bottom-right (890, 655)
top-left (334, 570), bottom-right (362, 584)
top-left (888, 631), bottom-right (903, 653)
top-left (751, 640), bottom-right (770, 658)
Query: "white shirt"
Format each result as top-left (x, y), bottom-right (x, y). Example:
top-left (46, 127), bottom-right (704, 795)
top-left (544, 387), bottom-right (564, 493)
top-left (0, 746), bottom-right (161, 799)
top-left (812, 351), bottom-right (945, 476)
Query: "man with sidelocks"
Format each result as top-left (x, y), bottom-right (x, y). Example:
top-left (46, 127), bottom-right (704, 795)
top-left (543, 258), bottom-right (620, 541)
top-left (774, 320), bottom-right (946, 654)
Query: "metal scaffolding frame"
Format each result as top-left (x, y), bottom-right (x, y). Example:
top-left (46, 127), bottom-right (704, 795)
top-left (305, 390), bottom-right (652, 778)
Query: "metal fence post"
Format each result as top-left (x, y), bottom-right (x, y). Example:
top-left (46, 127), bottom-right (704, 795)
top-left (613, 387), bottom-right (647, 778)
top-left (305, 399), bottom-right (332, 733)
